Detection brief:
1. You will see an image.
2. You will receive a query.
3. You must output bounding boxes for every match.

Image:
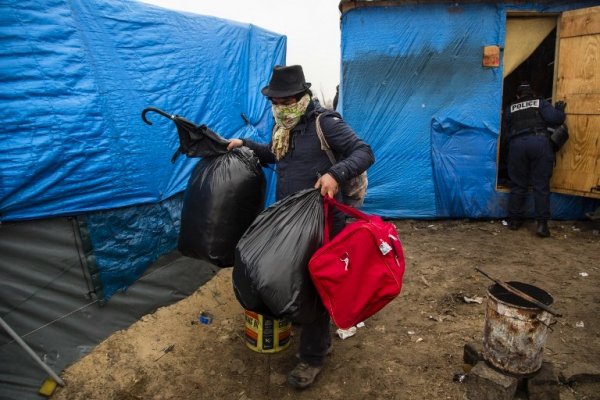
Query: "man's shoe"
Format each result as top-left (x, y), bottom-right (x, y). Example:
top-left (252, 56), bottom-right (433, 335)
top-left (536, 221), bottom-right (550, 238)
top-left (508, 219), bottom-right (522, 231)
top-left (287, 362), bottom-right (323, 389)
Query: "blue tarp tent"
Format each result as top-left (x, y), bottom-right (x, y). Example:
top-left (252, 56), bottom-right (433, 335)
top-left (1, 1), bottom-right (284, 221)
top-left (339, 1), bottom-right (599, 219)
top-left (0, 1), bottom-right (284, 398)
top-left (0, 0), bottom-right (284, 299)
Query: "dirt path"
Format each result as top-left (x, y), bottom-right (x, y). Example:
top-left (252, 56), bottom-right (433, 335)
top-left (53, 219), bottom-right (600, 400)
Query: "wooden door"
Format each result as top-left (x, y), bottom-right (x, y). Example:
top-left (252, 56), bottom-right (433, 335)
top-left (551, 6), bottom-right (600, 199)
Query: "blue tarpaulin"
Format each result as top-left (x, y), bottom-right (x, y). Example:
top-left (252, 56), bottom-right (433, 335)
top-left (341, 2), bottom-right (599, 219)
top-left (0, 0), bottom-right (284, 299)
top-left (0, 0), bottom-right (284, 222)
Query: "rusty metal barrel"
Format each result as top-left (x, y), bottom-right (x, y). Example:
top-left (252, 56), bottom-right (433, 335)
top-left (482, 281), bottom-right (554, 375)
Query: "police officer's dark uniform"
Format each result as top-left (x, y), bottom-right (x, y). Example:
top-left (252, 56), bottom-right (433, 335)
top-left (501, 83), bottom-right (566, 237)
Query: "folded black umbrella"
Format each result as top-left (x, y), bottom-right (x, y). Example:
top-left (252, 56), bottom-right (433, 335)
top-left (141, 106), bottom-right (229, 161)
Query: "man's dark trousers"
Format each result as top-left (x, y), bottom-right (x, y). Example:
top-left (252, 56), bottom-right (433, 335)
top-left (508, 134), bottom-right (555, 222)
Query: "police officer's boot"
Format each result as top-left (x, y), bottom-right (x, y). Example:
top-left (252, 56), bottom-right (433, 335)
top-left (536, 220), bottom-right (550, 238)
top-left (508, 218), bottom-right (523, 231)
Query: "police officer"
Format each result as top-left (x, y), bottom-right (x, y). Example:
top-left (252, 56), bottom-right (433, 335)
top-left (502, 82), bottom-right (566, 237)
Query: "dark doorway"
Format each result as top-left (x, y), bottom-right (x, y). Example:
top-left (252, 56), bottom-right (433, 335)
top-left (497, 27), bottom-right (557, 188)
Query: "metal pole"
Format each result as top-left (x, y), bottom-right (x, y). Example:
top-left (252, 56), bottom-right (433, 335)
top-left (0, 316), bottom-right (65, 386)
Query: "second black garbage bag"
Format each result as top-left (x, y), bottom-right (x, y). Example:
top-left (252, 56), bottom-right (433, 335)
top-left (178, 146), bottom-right (266, 266)
top-left (141, 107), bottom-right (266, 267)
top-left (233, 189), bottom-right (324, 324)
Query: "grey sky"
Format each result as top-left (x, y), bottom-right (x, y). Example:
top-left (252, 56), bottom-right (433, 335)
top-left (139, 0), bottom-right (342, 102)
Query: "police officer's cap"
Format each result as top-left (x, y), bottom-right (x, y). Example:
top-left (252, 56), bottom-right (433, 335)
top-left (517, 82), bottom-right (533, 96)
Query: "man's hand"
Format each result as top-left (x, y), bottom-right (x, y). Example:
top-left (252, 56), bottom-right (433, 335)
top-left (554, 101), bottom-right (567, 112)
top-left (227, 139), bottom-right (243, 151)
top-left (314, 173), bottom-right (339, 198)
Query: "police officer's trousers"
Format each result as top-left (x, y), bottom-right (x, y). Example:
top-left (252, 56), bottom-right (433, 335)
top-left (507, 135), bottom-right (555, 221)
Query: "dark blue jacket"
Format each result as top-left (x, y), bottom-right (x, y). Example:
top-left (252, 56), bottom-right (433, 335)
top-left (244, 101), bottom-right (375, 201)
top-left (501, 96), bottom-right (565, 140)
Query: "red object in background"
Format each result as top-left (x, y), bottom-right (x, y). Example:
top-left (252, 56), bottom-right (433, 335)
top-left (309, 196), bottom-right (406, 329)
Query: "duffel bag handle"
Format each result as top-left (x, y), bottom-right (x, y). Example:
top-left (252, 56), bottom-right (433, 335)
top-left (323, 196), bottom-right (404, 266)
top-left (322, 195), bottom-right (373, 243)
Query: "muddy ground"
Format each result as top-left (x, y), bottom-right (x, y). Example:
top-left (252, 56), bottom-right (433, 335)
top-left (53, 218), bottom-right (600, 400)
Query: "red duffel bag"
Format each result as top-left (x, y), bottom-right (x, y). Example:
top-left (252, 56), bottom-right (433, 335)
top-left (308, 196), bottom-right (405, 329)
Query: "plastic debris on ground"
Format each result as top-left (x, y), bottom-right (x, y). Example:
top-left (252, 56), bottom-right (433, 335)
top-left (575, 321), bottom-right (585, 328)
top-left (336, 321), bottom-right (365, 339)
top-left (463, 296), bottom-right (484, 304)
top-left (336, 327), bottom-right (357, 340)
top-left (428, 315), bottom-right (447, 322)
top-left (199, 312), bottom-right (213, 325)
top-left (453, 373), bottom-right (467, 383)
top-left (38, 379), bottom-right (58, 397)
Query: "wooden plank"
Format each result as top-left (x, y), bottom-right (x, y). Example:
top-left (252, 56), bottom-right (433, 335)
top-left (550, 114), bottom-right (600, 199)
top-left (551, 187), bottom-right (600, 199)
top-left (560, 6), bottom-right (600, 38)
top-left (557, 93), bottom-right (600, 116)
top-left (555, 35), bottom-right (600, 101)
top-left (552, 6), bottom-right (600, 199)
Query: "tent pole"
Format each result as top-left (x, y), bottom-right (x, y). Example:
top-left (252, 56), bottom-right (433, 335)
top-left (0, 316), bottom-right (65, 386)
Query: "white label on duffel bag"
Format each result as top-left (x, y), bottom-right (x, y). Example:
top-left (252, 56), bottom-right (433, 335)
top-left (379, 240), bottom-right (392, 255)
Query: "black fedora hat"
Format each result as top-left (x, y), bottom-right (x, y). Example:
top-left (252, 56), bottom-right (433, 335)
top-left (261, 65), bottom-right (311, 98)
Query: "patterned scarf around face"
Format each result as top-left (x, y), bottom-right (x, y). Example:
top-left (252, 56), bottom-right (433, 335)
top-left (271, 94), bottom-right (311, 160)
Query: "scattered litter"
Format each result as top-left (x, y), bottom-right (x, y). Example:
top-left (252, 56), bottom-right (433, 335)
top-left (427, 224), bottom-right (435, 228)
top-left (154, 343), bottom-right (175, 361)
top-left (501, 220), bottom-right (508, 226)
top-left (571, 226), bottom-right (581, 232)
top-left (428, 315), bottom-right (445, 322)
top-left (420, 275), bottom-right (431, 287)
top-left (463, 296), bottom-right (484, 304)
top-left (374, 325), bottom-right (386, 333)
top-left (336, 327), bottom-right (357, 340)
top-left (407, 330), bottom-right (416, 336)
top-left (579, 272), bottom-right (589, 277)
top-left (453, 373), bottom-right (467, 383)
top-left (199, 311), bottom-right (213, 325)
top-left (356, 322), bottom-right (366, 328)
top-left (575, 321), bottom-right (585, 328)
top-left (415, 337), bottom-right (424, 343)
top-left (38, 378), bottom-right (58, 397)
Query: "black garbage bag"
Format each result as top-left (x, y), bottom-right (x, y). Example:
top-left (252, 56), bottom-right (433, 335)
top-left (141, 107), bottom-right (266, 266)
top-left (233, 189), bottom-right (324, 323)
top-left (178, 146), bottom-right (266, 266)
